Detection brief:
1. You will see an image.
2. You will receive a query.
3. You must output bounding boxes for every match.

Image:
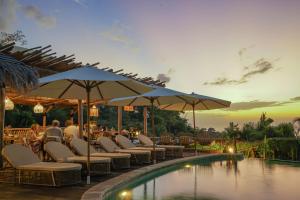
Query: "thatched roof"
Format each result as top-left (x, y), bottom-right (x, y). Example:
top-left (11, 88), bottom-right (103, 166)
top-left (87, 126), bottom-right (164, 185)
top-left (0, 42), bottom-right (166, 86)
top-left (0, 53), bottom-right (38, 92)
top-left (1, 42), bottom-right (165, 107)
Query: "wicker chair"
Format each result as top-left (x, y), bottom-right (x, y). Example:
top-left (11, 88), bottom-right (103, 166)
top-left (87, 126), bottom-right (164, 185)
top-left (160, 134), bottom-right (174, 145)
top-left (97, 137), bottom-right (151, 165)
top-left (116, 135), bottom-right (166, 161)
top-left (138, 134), bottom-right (184, 158)
top-left (179, 136), bottom-right (193, 147)
top-left (44, 142), bottom-right (111, 176)
top-left (70, 138), bottom-right (131, 170)
top-left (2, 144), bottom-right (82, 186)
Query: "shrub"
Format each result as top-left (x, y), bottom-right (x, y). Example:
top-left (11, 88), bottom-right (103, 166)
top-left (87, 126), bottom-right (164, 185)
top-left (267, 138), bottom-right (299, 160)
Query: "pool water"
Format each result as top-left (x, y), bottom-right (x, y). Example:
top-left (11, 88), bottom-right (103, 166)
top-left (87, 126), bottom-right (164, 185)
top-left (106, 158), bottom-right (300, 200)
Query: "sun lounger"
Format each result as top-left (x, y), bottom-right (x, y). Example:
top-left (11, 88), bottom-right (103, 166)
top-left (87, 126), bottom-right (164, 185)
top-left (116, 135), bottom-right (166, 161)
top-left (138, 134), bottom-right (184, 158)
top-left (70, 138), bottom-right (131, 170)
top-left (97, 137), bottom-right (151, 165)
top-left (44, 141), bottom-right (111, 176)
top-left (2, 144), bottom-right (82, 186)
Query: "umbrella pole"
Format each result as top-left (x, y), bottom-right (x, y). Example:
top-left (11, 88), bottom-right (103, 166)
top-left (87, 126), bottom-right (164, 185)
top-left (192, 104), bottom-right (197, 155)
top-left (86, 87), bottom-right (91, 184)
top-left (151, 99), bottom-right (156, 164)
top-left (0, 86), bottom-right (5, 168)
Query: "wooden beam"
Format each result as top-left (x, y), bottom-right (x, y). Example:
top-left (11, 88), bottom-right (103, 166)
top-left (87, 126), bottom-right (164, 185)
top-left (143, 107), bottom-right (148, 135)
top-left (117, 106), bottom-right (122, 134)
top-left (0, 42), bottom-right (15, 52)
top-left (78, 100), bottom-right (83, 138)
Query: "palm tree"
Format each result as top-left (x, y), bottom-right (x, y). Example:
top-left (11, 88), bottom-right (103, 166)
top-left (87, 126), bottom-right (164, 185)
top-left (224, 122), bottom-right (240, 153)
top-left (0, 53), bottom-right (38, 167)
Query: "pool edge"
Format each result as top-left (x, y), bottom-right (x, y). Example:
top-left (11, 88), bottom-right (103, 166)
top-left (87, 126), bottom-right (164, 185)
top-left (81, 153), bottom-right (242, 200)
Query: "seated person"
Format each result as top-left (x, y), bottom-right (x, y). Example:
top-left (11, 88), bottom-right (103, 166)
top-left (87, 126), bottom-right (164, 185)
top-left (64, 120), bottom-right (79, 143)
top-left (43, 120), bottom-right (63, 143)
top-left (29, 123), bottom-right (42, 153)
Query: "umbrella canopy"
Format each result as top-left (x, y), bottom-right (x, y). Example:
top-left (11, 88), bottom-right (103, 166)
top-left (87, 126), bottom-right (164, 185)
top-left (109, 86), bottom-right (189, 106)
top-left (29, 66), bottom-right (151, 100)
top-left (159, 92), bottom-right (231, 111)
top-left (28, 66), bottom-right (152, 184)
top-left (160, 92), bottom-right (231, 154)
top-left (110, 88), bottom-right (231, 156)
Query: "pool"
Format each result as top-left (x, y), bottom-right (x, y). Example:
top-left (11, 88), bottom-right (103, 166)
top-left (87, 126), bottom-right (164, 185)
top-left (105, 157), bottom-right (300, 200)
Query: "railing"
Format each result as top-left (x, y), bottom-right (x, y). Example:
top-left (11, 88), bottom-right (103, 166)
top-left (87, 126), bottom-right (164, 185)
top-left (4, 128), bottom-right (32, 144)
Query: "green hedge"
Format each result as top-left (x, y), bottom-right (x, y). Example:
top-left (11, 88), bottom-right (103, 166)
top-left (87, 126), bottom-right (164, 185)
top-left (266, 138), bottom-right (300, 160)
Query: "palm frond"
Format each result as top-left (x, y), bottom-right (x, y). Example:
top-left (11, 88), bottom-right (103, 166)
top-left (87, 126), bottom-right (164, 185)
top-left (0, 54), bottom-right (39, 92)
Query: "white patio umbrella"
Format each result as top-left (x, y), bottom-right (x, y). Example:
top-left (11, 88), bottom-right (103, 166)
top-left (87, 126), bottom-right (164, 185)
top-left (159, 92), bottom-right (231, 153)
top-left (110, 88), bottom-right (231, 158)
top-left (109, 87), bottom-right (196, 163)
top-left (29, 66), bottom-right (152, 183)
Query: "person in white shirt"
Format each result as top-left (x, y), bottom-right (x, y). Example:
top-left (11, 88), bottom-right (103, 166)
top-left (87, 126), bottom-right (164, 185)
top-left (64, 120), bottom-right (79, 143)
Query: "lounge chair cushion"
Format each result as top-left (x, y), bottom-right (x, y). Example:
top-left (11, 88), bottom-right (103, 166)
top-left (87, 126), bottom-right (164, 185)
top-left (2, 144), bottom-right (40, 167)
top-left (138, 134), bottom-right (184, 149)
top-left (129, 147), bottom-right (166, 152)
top-left (71, 138), bottom-right (130, 159)
top-left (116, 135), bottom-right (165, 152)
top-left (17, 162), bottom-right (82, 171)
top-left (138, 134), bottom-right (154, 146)
top-left (97, 137), bottom-right (150, 155)
top-left (45, 141), bottom-right (111, 163)
top-left (44, 141), bottom-right (75, 161)
top-left (115, 149), bottom-right (151, 155)
top-left (70, 138), bottom-right (98, 155)
top-left (62, 156), bottom-right (111, 163)
top-left (97, 137), bottom-right (121, 153)
top-left (91, 152), bottom-right (130, 158)
top-left (115, 135), bottom-right (136, 149)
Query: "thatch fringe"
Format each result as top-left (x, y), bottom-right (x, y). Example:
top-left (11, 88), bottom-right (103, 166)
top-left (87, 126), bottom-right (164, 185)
top-left (0, 54), bottom-right (39, 92)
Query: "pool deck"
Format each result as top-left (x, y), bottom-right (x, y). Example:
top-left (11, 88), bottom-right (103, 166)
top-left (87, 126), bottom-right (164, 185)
top-left (81, 153), bottom-right (235, 200)
top-left (0, 153), bottom-right (234, 200)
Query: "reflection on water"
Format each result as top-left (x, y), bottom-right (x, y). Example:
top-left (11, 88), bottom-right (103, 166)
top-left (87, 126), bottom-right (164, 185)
top-left (107, 159), bottom-right (300, 200)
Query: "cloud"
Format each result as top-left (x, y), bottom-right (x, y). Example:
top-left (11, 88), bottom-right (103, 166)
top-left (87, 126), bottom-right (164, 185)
top-left (73, 0), bottom-right (86, 7)
top-left (238, 44), bottom-right (255, 57)
top-left (203, 77), bottom-right (246, 86)
top-left (290, 96), bottom-right (300, 101)
top-left (157, 73), bottom-right (171, 83)
top-left (225, 96), bottom-right (300, 111)
top-left (225, 100), bottom-right (286, 111)
top-left (0, 0), bottom-right (17, 31)
top-left (204, 58), bottom-right (277, 86)
top-left (22, 5), bottom-right (56, 28)
top-left (101, 21), bottom-right (139, 52)
top-left (156, 68), bottom-right (175, 83)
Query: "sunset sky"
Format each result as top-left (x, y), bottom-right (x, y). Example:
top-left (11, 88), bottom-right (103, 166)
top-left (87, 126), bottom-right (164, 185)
top-left (1, 0), bottom-right (299, 130)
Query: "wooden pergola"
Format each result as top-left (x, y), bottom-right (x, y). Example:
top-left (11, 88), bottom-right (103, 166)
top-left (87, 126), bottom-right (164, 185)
top-left (1, 42), bottom-right (166, 134)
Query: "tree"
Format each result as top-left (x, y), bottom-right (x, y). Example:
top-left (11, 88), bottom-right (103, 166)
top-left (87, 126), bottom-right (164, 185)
top-left (0, 30), bottom-right (27, 46)
top-left (257, 112), bottom-right (274, 131)
top-left (241, 122), bottom-right (255, 141)
top-left (224, 122), bottom-right (241, 153)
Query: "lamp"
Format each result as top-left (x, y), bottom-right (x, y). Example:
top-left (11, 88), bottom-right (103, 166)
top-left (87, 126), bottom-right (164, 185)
top-left (90, 105), bottom-right (99, 117)
top-left (124, 106), bottom-right (134, 112)
top-left (5, 97), bottom-right (14, 110)
top-left (33, 103), bottom-right (44, 113)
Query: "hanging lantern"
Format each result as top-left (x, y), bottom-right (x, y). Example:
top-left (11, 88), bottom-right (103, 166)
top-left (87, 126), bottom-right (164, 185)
top-left (124, 106), bottom-right (134, 112)
top-left (33, 103), bottom-right (44, 113)
top-left (5, 97), bottom-right (14, 110)
top-left (90, 105), bottom-right (99, 117)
